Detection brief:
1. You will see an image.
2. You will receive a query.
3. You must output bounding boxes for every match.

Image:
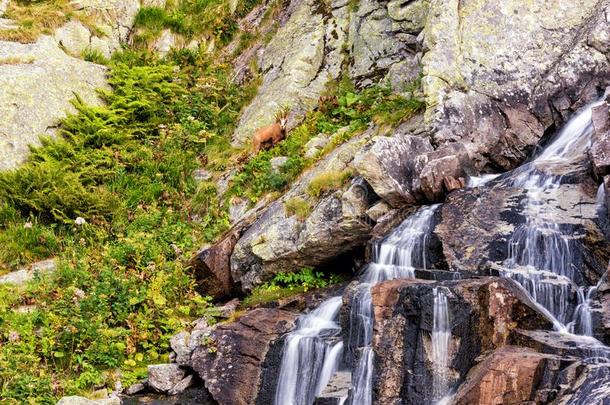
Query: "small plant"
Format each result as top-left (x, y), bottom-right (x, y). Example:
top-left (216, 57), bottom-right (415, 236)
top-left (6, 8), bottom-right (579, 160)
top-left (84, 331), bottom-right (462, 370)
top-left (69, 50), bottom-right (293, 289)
top-left (81, 47), bottom-right (109, 65)
top-left (307, 170), bottom-right (353, 198)
top-left (284, 197), bottom-right (312, 220)
top-left (241, 267), bottom-right (343, 308)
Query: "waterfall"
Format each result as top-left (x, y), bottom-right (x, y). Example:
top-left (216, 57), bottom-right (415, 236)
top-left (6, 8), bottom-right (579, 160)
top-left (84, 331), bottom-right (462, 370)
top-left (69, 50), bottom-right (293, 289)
top-left (347, 205), bottom-right (440, 404)
top-left (498, 99), bottom-right (606, 341)
top-left (274, 296), bottom-right (344, 405)
top-left (274, 205), bottom-right (440, 404)
top-left (431, 287), bottom-right (451, 401)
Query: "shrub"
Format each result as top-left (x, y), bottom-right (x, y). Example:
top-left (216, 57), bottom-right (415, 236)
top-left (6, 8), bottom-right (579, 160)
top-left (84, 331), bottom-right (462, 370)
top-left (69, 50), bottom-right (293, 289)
top-left (284, 197), bottom-right (312, 220)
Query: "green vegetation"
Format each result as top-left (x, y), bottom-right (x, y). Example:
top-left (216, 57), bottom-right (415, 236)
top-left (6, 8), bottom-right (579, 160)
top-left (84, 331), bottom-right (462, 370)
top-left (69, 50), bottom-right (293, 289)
top-left (0, 0), bottom-right (426, 398)
top-left (228, 77), bottom-right (424, 204)
top-left (0, 48), bottom-right (257, 401)
top-left (132, 0), bottom-right (260, 48)
top-left (283, 197), bottom-right (312, 220)
top-left (81, 48), bottom-right (109, 65)
top-left (241, 267), bottom-right (343, 308)
top-left (0, 0), bottom-right (97, 43)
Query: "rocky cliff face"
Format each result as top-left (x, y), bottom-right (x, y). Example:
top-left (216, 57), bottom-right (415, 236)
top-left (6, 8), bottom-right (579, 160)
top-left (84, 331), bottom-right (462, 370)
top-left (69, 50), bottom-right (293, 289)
top-left (202, 0), bottom-right (610, 293)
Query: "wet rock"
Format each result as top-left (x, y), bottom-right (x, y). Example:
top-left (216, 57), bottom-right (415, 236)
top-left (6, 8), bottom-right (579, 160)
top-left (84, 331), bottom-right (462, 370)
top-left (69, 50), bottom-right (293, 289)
top-left (314, 371), bottom-right (351, 405)
top-left (190, 308), bottom-right (297, 405)
top-left (0, 36), bottom-right (108, 170)
top-left (435, 176), bottom-right (610, 281)
top-left (370, 277), bottom-right (553, 404)
top-left (147, 364), bottom-right (186, 393)
top-left (451, 346), bottom-right (563, 405)
top-left (590, 101), bottom-right (610, 178)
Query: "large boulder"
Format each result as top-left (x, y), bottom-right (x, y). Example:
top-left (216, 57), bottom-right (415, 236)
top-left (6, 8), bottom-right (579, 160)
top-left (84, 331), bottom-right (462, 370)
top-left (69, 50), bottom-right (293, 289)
top-left (352, 117), bottom-right (433, 207)
top-left (451, 346), bottom-right (565, 405)
top-left (421, 0), bottom-right (610, 172)
top-left (231, 127), bottom-right (382, 291)
top-left (0, 36), bottom-right (107, 170)
top-left (190, 308), bottom-right (297, 405)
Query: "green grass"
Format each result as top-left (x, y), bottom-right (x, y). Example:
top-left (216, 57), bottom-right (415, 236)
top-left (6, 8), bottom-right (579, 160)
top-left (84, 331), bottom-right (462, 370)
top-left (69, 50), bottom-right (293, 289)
top-left (307, 170), bottom-right (353, 198)
top-left (132, 0), bottom-right (263, 49)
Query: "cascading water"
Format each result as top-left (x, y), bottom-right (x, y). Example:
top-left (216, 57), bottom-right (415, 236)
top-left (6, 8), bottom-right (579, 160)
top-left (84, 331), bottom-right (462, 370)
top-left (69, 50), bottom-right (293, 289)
top-left (348, 205), bottom-right (440, 404)
top-left (274, 296), bottom-right (344, 405)
top-left (274, 205), bottom-right (440, 405)
top-left (431, 287), bottom-right (451, 402)
top-left (496, 99), bottom-right (608, 345)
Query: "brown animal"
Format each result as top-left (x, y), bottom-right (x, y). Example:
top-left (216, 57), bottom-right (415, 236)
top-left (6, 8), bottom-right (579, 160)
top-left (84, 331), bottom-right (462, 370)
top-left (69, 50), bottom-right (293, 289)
top-left (252, 117), bottom-right (287, 153)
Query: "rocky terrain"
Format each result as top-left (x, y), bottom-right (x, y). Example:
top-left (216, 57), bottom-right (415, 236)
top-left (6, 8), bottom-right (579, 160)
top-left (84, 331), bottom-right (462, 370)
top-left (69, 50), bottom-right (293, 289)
top-left (1, 0), bottom-right (610, 403)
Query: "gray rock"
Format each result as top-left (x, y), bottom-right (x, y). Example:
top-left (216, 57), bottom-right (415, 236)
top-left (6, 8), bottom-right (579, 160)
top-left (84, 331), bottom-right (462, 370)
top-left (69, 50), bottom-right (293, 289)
top-left (0, 36), bottom-right (108, 170)
top-left (167, 374), bottom-right (194, 396)
top-left (231, 0), bottom-right (349, 144)
top-left (304, 135), bottom-right (330, 159)
top-left (353, 119), bottom-right (433, 207)
top-left (270, 156), bottom-right (289, 173)
top-left (365, 200), bottom-right (392, 222)
top-left (231, 128), bottom-right (380, 290)
top-left (124, 382), bottom-right (146, 395)
top-left (421, 0), bottom-right (610, 172)
top-left (54, 20), bottom-right (93, 57)
top-left (229, 197), bottom-right (249, 223)
top-left (0, 258), bottom-right (57, 285)
top-left (170, 332), bottom-right (191, 366)
top-left (193, 168), bottom-right (212, 182)
top-left (151, 29), bottom-right (179, 57)
top-left (147, 364), bottom-right (186, 393)
top-left (215, 298), bottom-right (240, 318)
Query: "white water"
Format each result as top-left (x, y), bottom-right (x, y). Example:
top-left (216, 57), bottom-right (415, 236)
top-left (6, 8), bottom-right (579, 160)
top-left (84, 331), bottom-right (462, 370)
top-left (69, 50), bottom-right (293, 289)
top-left (431, 287), bottom-right (451, 401)
top-left (274, 296), bottom-right (344, 405)
top-left (348, 205), bottom-right (440, 404)
top-left (498, 100), bottom-right (605, 335)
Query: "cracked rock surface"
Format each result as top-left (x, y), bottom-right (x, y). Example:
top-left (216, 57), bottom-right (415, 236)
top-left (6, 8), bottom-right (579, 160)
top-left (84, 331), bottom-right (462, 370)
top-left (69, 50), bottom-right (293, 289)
top-left (0, 36), bottom-right (108, 171)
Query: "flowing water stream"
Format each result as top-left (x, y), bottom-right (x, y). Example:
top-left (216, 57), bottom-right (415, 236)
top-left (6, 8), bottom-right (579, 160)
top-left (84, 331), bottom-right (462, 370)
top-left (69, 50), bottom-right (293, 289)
top-left (431, 287), bottom-right (451, 402)
top-left (274, 205), bottom-right (440, 405)
top-left (275, 98), bottom-right (610, 403)
top-left (496, 100), bottom-right (605, 339)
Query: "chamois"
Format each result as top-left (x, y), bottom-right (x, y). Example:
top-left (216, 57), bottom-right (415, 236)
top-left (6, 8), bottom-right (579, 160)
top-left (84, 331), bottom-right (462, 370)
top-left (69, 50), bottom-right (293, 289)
top-left (252, 116), bottom-right (287, 154)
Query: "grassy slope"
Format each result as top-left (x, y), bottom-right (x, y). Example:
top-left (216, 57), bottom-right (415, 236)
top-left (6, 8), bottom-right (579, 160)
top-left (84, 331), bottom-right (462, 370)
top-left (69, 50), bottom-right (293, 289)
top-left (0, 0), bottom-right (424, 401)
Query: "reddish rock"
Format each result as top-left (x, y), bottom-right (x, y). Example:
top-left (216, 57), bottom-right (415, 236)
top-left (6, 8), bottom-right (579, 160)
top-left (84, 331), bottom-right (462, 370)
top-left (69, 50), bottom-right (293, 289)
top-left (190, 308), bottom-right (297, 405)
top-left (414, 143), bottom-right (471, 202)
top-left (452, 346), bottom-right (559, 405)
top-left (191, 230), bottom-right (239, 299)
